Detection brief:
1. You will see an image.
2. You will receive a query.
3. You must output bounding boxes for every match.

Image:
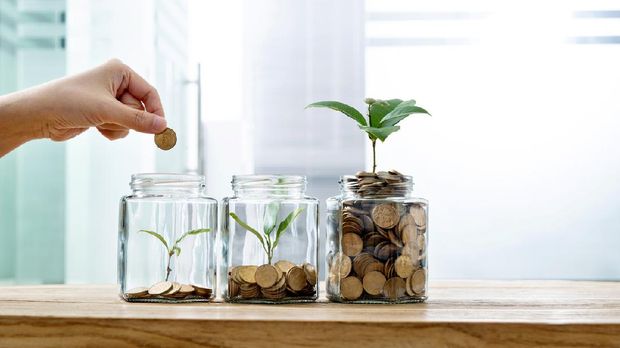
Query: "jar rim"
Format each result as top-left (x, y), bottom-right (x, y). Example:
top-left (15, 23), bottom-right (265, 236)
top-left (130, 173), bottom-right (205, 190)
top-left (232, 174), bottom-right (306, 187)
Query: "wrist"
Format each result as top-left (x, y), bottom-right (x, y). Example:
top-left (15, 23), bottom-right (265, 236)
top-left (0, 90), bottom-right (47, 153)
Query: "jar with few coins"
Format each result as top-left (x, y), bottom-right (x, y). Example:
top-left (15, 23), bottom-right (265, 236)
top-left (221, 175), bottom-right (319, 303)
top-left (118, 174), bottom-right (217, 302)
top-left (326, 171), bottom-right (428, 303)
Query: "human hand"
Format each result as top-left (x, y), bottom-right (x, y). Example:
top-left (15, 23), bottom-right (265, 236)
top-left (0, 59), bottom-right (167, 156)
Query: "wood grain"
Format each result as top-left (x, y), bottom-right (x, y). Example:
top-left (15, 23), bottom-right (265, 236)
top-left (0, 281), bottom-right (619, 347)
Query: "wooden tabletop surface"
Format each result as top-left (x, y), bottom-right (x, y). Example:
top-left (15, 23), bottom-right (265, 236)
top-left (0, 280), bottom-right (619, 347)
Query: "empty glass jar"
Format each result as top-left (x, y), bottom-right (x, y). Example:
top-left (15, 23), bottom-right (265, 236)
top-left (326, 171), bottom-right (428, 303)
top-left (221, 175), bottom-right (319, 303)
top-left (118, 174), bottom-right (217, 302)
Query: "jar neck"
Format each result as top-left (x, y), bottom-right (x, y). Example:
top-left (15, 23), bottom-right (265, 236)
top-left (340, 173), bottom-right (413, 198)
top-left (232, 175), bottom-right (306, 199)
top-left (130, 173), bottom-right (205, 197)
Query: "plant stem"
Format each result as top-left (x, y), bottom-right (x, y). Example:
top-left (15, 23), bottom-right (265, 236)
top-left (165, 251), bottom-right (173, 281)
top-left (372, 139), bottom-right (377, 173)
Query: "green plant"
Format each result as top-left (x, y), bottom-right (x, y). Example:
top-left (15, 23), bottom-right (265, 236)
top-left (139, 228), bottom-right (211, 281)
top-left (229, 203), bottom-right (304, 265)
top-left (305, 98), bottom-right (430, 173)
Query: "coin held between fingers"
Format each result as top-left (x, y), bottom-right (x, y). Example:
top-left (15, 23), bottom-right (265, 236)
top-left (154, 127), bottom-right (177, 150)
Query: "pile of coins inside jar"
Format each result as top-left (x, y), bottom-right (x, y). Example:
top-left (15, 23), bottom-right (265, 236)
top-left (342, 170), bottom-right (410, 198)
top-left (124, 281), bottom-right (212, 301)
top-left (228, 261), bottom-right (317, 301)
top-left (327, 172), bottom-right (428, 302)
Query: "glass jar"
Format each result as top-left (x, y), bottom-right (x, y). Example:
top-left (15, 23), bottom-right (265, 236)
top-left (326, 172), bottom-right (428, 303)
top-left (221, 175), bottom-right (319, 303)
top-left (118, 174), bottom-right (217, 303)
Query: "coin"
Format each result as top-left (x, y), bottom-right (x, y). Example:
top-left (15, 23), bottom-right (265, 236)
top-left (395, 255), bottom-right (415, 278)
top-left (274, 260), bottom-right (295, 274)
top-left (255, 264), bottom-right (279, 288)
top-left (148, 281), bottom-right (173, 295)
top-left (342, 233), bottom-right (363, 256)
top-left (411, 269), bottom-right (426, 295)
top-left (237, 265), bottom-right (258, 284)
top-left (286, 266), bottom-right (308, 292)
top-left (331, 252), bottom-right (352, 278)
top-left (228, 277), bottom-right (240, 298)
top-left (363, 271), bottom-right (387, 296)
top-left (154, 127), bottom-right (177, 150)
top-left (340, 276), bottom-right (363, 300)
top-left (401, 224), bottom-right (417, 245)
top-left (371, 204), bottom-right (400, 229)
top-left (303, 263), bottom-right (317, 286)
top-left (192, 284), bottom-right (213, 298)
top-left (410, 205), bottom-right (427, 227)
top-left (178, 284), bottom-right (195, 295)
top-left (164, 282), bottom-right (182, 296)
top-left (383, 277), bottom-right (406, 299)
top-left (125, 287), bottom-right (149, 298)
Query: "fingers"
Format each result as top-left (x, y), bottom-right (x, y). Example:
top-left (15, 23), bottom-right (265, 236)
top-left (106, 103), bottom-right (167, 134)
top-left (107, 59), bottom-right (165, 117)
top-left (98, 128), bottom-right (129, 140)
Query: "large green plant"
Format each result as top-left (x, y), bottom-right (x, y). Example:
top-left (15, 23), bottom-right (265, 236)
top-left (230, 203), bottom-right (303, 265)
top-left (306, 98), bottom-right (430, 172)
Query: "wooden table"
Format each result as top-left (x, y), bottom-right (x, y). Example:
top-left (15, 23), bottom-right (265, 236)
top-left (0, 281), bottom-right (619, 347)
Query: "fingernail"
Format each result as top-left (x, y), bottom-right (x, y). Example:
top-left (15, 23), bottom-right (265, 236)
top-left (153, 116), bottom-right (167, 132)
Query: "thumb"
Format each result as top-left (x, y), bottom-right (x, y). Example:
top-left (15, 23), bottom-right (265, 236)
top-left (108, 103), bottom-right (167, 134)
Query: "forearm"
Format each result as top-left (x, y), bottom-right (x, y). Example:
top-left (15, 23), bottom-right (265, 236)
top-left (0, 89), bottom-right (46, 157)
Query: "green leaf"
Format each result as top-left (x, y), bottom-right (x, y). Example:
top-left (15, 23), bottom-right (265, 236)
top-left (273, 208), bottom-right (304, 249)
top-left (380, 99), bottom-right (430, 127)
top-left (139, 230), bottom-right (169, 252)
top-left (229, 212), bottom-right (266, 248)
top-left (306, 101), bottom-right (367, 127)
top-left (172, 246), bottom-right (181, 256)
top-left (174, 228), bottom-right (211, 246)
top-left (263, 202), bottom-right (280, 236)
top-left (359, 125), bottom-right (401, 142)
top-left (369, 99), bottom-right (403, 127)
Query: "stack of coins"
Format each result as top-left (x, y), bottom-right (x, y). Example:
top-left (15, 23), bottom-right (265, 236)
top-left (228, 260), bottom-right (317, 301)
top-left (124, 281), bottom-right (212, 301)
top-left (342, 170), bottom-right (411, 198)
top-left (327, 183), bottom-right (428, 302)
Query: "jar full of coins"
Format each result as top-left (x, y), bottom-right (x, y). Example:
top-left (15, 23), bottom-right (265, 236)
top-left (118, 174), bottom-right (217, 302)
top-left (221, 175), bottom-right (319, 303)
top-left (326, 170), bottom-right (428, 303)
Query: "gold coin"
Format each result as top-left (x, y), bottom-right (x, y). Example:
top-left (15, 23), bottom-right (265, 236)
top-left (163, 282), bottom-right (182, 296)
top-left (125, 287), bottom-right (149, 298)
top-left (154, 127), bottom-right (177, 150)
top-left (331, 252), bottom-right (352, 279)
top-left (303, 263), bottom-right (317, 286)
top-left (237, 265), bottom-right (258, 284)
top-left (274, 260), bottom-right (296, 274)
top-left (383, 277), bottom-right (406, 299)
top-left (286, 266), bottom-right (308, 292)
top-left (340, 276), bottom-right (363, 300)
top-left (409, 205), bottom-right (427, 227)
top-left (363, 271), bottom-right (387, 296)
top-left (394, 255), bottom-right (415, 278)
top-left (255, 264), bottom-right (279, 288)
top-left (411, 269), bottom-right (426, 295)
top-left (178, 284), bottom-right (195, 295)
top-left (371, 204), bottom-right (400, 229)
top-left (148, 281), bottom-right (173, 295)
top-left (342, 233), bottom-right (363, 256)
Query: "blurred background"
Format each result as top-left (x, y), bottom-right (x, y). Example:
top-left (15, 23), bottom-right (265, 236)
top-left (1, 0), bottom-right (619, 284)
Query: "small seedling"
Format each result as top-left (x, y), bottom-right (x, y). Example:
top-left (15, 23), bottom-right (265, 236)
top-left (229, 203), bottom-right (303, 265)
top-left (306, 98), bottom-right (430, 172)
top-left (139, 228), bottom-right (211, 281)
